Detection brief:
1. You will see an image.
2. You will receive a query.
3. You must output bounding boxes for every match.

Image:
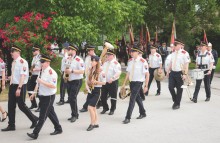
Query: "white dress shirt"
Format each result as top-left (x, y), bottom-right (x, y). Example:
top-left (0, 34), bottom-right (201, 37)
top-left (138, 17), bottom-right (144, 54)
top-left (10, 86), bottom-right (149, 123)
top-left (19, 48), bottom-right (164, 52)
top-left (38, 66), bottom-right (57, 96)
top-left (149, 52), bottom-right (162, 68)
top-left (31, 54), bottom-right (41, 75)
top-left (196, 50), bottom-right (214, 70)
top-left (170, 49), bottom-right (190, 71)
top-left (0, 58), bottom-right (5, 76)
top-left (102, 59), bottom-right (121, 82)
top-left (11, 56), bottom-right (29, 84)
top-left (126, 56), bottom-right (149, 82)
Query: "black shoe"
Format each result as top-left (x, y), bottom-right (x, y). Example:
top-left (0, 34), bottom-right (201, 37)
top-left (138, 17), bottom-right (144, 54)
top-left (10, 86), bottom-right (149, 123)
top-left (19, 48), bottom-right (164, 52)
top-left (27, 133), bottom-right (38, 139)
top-left (155, 93), bottom-right (160, 96)
top-left (94, 124), bottom-right (99, 128)
top-left (136, 114), bottom-right (146, 119)
top-left (87, 125), bottom-right (94, 131)
top-left (35, 108), bottom-right (40, 112)
top-left (50, 130), bottom-right (62, 135)
top-left (1, 126), bottom-right (15, 131)
top-left (172, 103), bottom-right (176, 109)
top-left (100, 109), bottom-right (109, 114)
top-left (30, 118), bottom-right (39, 129)
top-left (108, 111), bottom-right (114, 115)
top-left (69, 117), bottom-right (77, 123)
top-left (29, 105), bottom-right (37, 110)
top-left (64, 100), bottom-right (69, 103)
top-left (56, 101), bottom-right (64, 105)
top-left (173, 105), bottom-right (180, 110)
top-left (122, 119), bottom-right (130, 124)
top-left (205, 98), bottom-right (210, 102)
top-left (79, 108), bottom-right (88, 112)
top-left (191, 98), bottom-right (197, 103)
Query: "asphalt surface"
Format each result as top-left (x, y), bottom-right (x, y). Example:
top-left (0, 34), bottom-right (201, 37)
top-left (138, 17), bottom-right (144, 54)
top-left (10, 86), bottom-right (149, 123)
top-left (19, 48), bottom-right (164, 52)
top-left (0, 72), bottom-right (220, 143)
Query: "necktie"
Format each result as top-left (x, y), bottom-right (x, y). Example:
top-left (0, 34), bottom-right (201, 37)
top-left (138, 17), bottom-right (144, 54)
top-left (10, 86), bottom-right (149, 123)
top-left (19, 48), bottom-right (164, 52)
top-left (10, 61), bottom-right (16, 85)
top-left (105, 61), bottom-right (111, 80)
top-left (172, 51), bottom-right (178, 71)
top-left (129, 60), bottom-right (136, 81)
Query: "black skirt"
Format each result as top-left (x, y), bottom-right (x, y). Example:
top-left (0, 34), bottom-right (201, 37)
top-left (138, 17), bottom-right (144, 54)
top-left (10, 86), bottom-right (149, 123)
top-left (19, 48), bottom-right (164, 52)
top-left (88, 87), bottom-right (101, 107)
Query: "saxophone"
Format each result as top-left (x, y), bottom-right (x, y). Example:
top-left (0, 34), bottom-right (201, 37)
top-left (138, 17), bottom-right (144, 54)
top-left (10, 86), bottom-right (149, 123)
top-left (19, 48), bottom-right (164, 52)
top-left (84, 70), bottom-right (99, 94)
top-left (63, 58), bottom-right (71, 83)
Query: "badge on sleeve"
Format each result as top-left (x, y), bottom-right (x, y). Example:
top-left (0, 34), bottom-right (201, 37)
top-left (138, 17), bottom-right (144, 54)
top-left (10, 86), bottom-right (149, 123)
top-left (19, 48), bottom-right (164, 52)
top-left (23, 66), bottom-right (26, 72)
top-left (1, 65), bottom-right (5, 69)
top-left (52, 78), bottom-right (56, 83)
top-left (80, 63), bottom-right (84, 67)
top-left (20, 59), bottom-right (24, 63)
top-left (49, 69), bottom-right (53, 75)
top-left (102, 73), bottom-right (105, 78)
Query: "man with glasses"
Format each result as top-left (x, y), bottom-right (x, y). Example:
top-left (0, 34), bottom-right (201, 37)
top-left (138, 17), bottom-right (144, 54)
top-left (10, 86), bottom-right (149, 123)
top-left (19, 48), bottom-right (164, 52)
top-left (27, 54), bottom-right (62, 139)
top-left (1, 45), bottom-right (38, 132)
top-left (28, 45), bottom-right (41, 110)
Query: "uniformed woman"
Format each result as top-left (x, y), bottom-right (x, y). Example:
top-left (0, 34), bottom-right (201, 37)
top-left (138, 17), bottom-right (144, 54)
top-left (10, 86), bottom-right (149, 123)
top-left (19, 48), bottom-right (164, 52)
top-left (86, 55), bottom-right (106, 131)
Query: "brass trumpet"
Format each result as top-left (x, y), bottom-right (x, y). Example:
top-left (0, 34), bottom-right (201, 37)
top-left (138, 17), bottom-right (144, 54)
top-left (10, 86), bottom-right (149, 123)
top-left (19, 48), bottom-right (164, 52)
top-left (63, 58), bottom-right (71, 83)
top-left (100, 41), bottom-right (114, 64)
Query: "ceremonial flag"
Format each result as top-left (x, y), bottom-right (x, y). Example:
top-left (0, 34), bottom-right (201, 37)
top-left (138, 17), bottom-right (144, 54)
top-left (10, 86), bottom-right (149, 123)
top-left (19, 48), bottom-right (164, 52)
top-left (129, 24), bottom-right (134, 46)
top-left (145, 26), bottom-right (150, 45)
top-left (170, 19), bottom-right (176, 44)
top-left (203, 30), bottom-right (208, 44)
top-left (155, 26), bottom-right (158, 43)
top-left (140, 26), bottom-right (143, 45)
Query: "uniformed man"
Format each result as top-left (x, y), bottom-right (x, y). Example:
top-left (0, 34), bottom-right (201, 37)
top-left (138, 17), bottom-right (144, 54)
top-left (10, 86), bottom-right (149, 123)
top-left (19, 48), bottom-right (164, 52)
top-left (146, 45), bottom-right (162, 96)
top-left (100, 49), bottom-right (121, 115)
top-left (167, 39), bottom-right (190, 110)
top-left (79, 45), bottom-right (96, 112)
top-left (28, 45), bottom-right (41, 110)
top-left (122, 45), bottom-right (149, 124)
top-left (207, 42), bottom-right (218, 84)
top-left (27, 55), bottom-right (62, 139)
top-left (1, 45), bottom-right (38, 132)
top-left (56, 44), bottom-right (69, 105)
top-left (158, 42), bottom-right (168, 65)
top-left (64, 44), bottom-right (85, 122)
top-left (191, 42), bottom-right (214, 103)
top-left (165, 44), bottom-right (175, 73)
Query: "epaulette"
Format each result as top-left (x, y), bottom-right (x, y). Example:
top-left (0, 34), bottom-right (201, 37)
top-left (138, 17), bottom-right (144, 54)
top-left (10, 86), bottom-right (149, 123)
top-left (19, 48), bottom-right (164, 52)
top-left (76, 57), bottom-right (80, 62)
top-left (128, 58), bottom-right (133, 62)
top-left (114, 61), bottom-right (118, 64)
top-left (140, 58), bottom-right (145, 63)
top-left (181, 50), bottom-right (186, 54)
top-left (49, 69), bottom-right (53, 75)
top-left (207, 52), bottom-right (211, 55)
top-left (0, 58), bottom-right (3, 63)
top-left (20, 59), bottom-right (24, 63)
top-left (156, 54), bottom-right (160, 57)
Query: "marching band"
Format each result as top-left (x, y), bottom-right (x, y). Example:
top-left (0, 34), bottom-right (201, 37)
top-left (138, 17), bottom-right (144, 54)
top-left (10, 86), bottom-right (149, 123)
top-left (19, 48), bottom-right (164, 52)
top-left (0, 39), bottom-right (218, 139)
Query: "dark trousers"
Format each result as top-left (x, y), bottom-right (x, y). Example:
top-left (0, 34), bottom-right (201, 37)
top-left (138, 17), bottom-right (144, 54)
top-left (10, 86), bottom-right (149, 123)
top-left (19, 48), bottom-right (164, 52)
top-left (168, 71), bottom-right (183, 106)
top-left (210, 69), bottom-right (215, 84)
top-left (101, 80), bottom-right (118, 112)
top-left (67, 79), bottom-right (82, 118)
top-left (33, 95), bottom-right (62, 134)
top-left (8, 84), bottom-right (37, 127)
top-left (59, 73), bottom-right (68, 102)
top-left (193, 70), bottom-right (211, 99)
top-left (27, 75), bottom-right (38, 107)
top-left (146, 68), bottom-right (161, 95)
top-left (125, 82), bottom-right (146, 119)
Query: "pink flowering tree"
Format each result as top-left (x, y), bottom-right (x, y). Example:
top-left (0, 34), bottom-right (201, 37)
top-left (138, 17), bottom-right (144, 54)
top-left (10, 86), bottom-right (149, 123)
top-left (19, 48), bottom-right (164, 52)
top-left (1, 12), bottom-right (57, 58)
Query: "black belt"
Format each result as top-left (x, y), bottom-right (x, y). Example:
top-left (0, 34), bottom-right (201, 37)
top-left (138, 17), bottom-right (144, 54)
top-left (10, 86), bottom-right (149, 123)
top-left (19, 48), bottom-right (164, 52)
top-left (171, 70), bottom-right (182, 73)
top-left (198, 64), bottom-right (208, 69)
top-left (38, 94), bottom-right (55, 96)
top-left (130, 81), bottom-right (143, 83)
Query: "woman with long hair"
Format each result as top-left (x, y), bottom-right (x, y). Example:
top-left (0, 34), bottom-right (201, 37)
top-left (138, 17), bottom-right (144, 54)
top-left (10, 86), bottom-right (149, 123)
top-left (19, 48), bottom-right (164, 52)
top-left (0, 49), bottom-right (7, 122)
top-left (86, 55), bottom-right (106, 131)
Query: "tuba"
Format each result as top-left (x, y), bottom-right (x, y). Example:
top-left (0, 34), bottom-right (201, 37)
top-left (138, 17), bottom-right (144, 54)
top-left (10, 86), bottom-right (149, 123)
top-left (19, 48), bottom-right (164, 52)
top-left (63, 58), bottom-right (72, 83)
top-left (100, 41), bottom-right (114, 64)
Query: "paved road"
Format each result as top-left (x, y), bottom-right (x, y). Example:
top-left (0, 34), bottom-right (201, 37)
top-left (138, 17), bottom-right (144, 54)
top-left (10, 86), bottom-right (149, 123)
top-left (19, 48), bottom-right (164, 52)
top-left (0, 75), bottom-right (220, 143)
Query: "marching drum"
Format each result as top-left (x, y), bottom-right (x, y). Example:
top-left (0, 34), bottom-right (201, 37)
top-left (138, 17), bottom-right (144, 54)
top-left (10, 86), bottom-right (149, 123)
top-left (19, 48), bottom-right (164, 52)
top-left (191, 69), bottom-right (204, 80)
